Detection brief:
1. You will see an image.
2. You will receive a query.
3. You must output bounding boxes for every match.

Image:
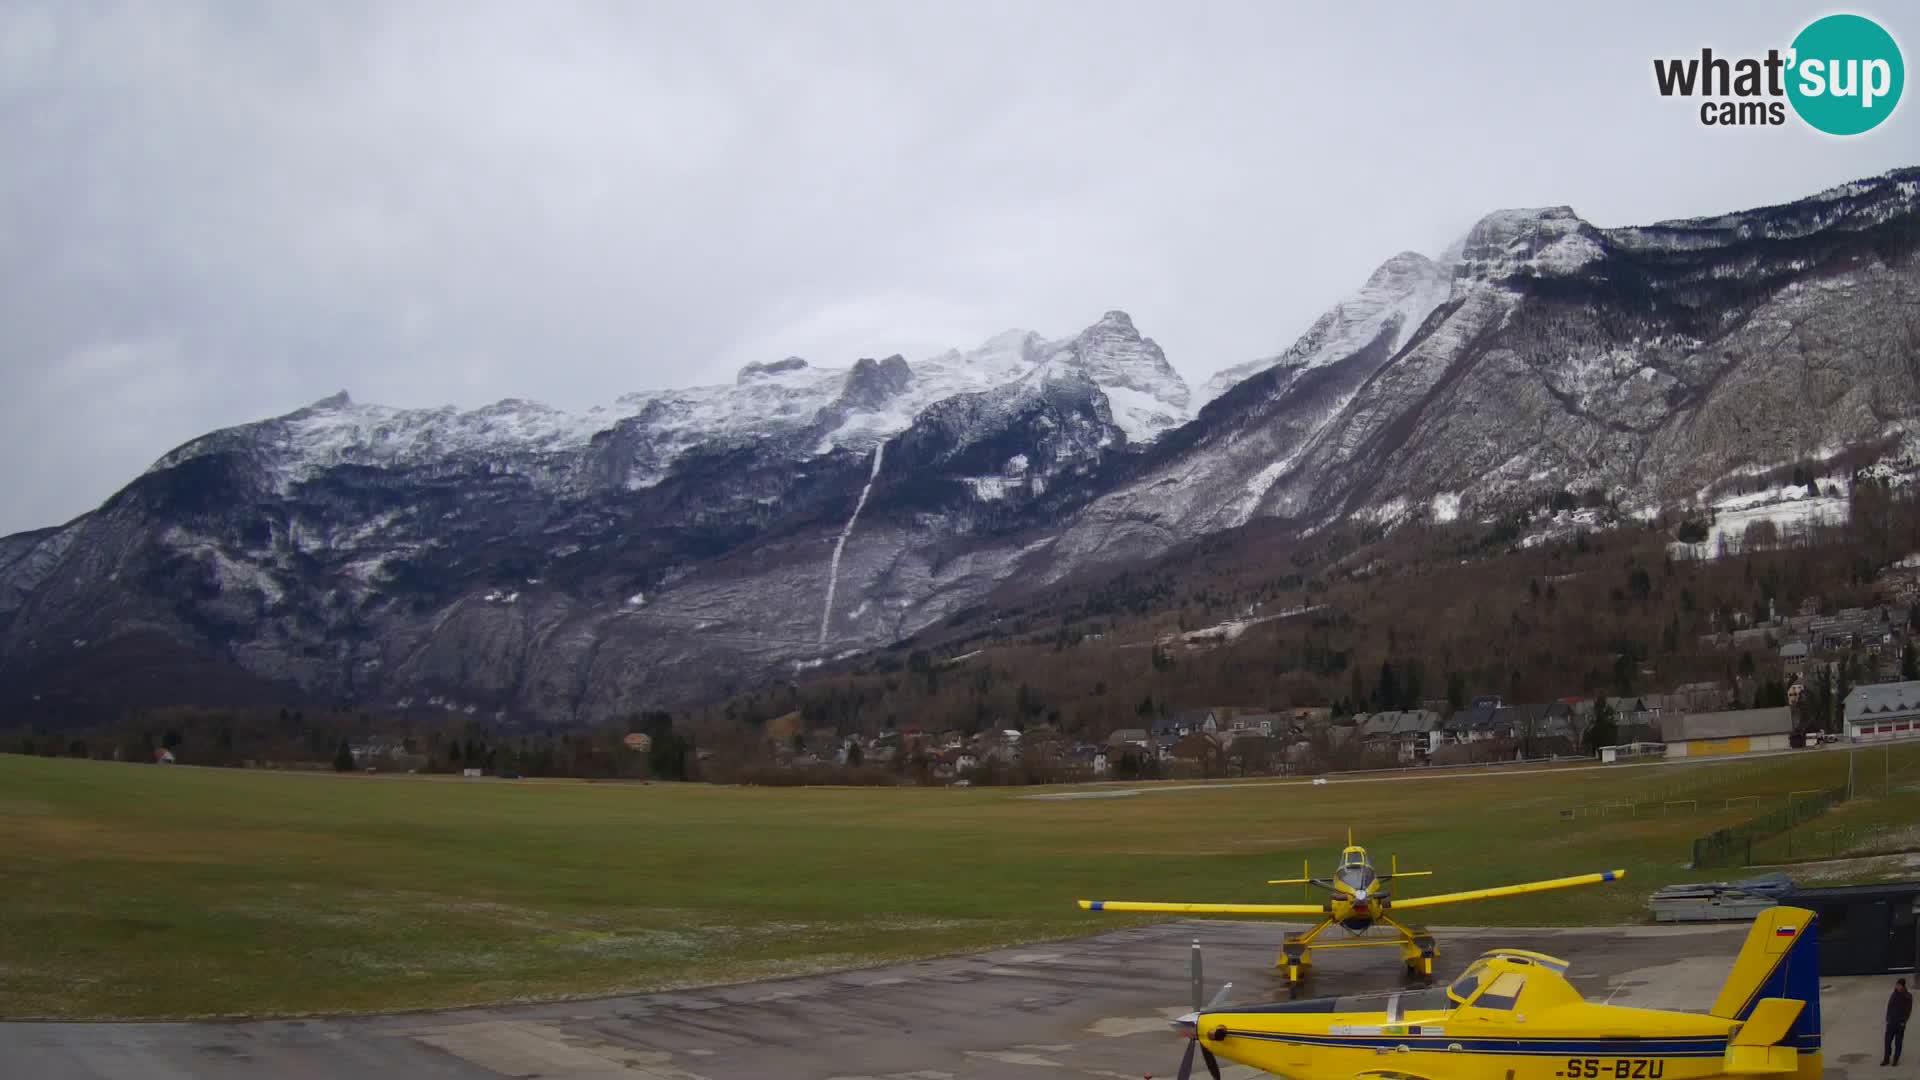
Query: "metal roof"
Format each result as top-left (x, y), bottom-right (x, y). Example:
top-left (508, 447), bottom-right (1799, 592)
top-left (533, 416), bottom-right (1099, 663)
top-left (1844, 680), bottom-right (1920, 719)
top-left (1657, 706), bottom-right (1792, 741)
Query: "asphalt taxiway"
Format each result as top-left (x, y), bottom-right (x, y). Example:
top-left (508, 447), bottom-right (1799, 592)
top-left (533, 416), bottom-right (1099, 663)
top-left (0, 920), bottom-right (1895, 1078)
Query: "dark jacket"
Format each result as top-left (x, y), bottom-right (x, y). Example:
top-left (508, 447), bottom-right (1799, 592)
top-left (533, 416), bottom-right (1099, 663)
top-left (1893, 987), bottom-right (1914, 1026)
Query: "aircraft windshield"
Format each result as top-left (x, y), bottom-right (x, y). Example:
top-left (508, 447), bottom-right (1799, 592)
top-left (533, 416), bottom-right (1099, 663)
top-left (1335, 848), bottom-right (1376, 892)
top-left (1446, 960), bottom-right (1493, 1004)
top-left (1473, 972), bottom-right (1526, 1010)
top-left (1335, 863), bottom-right (1377, 892)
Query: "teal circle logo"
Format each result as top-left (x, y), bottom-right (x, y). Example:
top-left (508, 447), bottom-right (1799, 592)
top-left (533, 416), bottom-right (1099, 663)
top-left (1787, 14), bottom-right (1904, 135)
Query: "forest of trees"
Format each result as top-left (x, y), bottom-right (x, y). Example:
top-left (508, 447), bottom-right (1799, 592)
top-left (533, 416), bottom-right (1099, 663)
top-left (5, 472), bottom-right (1917, 783)
top-left (678, 474), bottom-right (1920, 750)
top-left (3, 704), bottom-right (701, 782)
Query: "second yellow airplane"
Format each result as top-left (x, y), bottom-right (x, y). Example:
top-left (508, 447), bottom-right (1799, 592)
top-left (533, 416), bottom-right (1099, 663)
top-left (1078, 833), bottom-right (1625, 987)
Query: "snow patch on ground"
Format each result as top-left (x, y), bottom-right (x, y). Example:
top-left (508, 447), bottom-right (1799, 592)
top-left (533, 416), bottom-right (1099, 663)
top-left (965, 476), bottom-right (1015, 501)
top-left (161, 527), bottom-right (287, 605)
top-left (1100, 384), bottom-right (1191, 445)
top-left (1431, 492), bottom-right (1461, 523)
top-left (1227, 460), bottom-right (1293, 526)
top-left (1358, 497), bottom-right (1410, 527)
top-left (1160, 604), bottom-right (1327, 648)
top-left (1669, 488), bottom-right (1850, 560)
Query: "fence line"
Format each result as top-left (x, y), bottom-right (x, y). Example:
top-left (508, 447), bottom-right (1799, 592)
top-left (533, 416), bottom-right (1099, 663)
top-left (1690, 784), bottom-right (1850, 868)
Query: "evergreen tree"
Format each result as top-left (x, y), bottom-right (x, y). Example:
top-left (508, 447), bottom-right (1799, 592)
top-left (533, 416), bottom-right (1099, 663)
top-left (1586, 696), bottom-right (1618, 754)
top-left (1835, 655), bottom-right (1857, 730)
top-left (332, 738), bottom-right (354, 772)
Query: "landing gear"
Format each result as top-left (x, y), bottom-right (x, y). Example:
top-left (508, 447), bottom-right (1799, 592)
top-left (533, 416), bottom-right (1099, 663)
top-left (1277, 925), bottom-right (1324, 991)
top-left (1398, 929), bottom-right (1437, 983)
top-left (1274, 914), bottom-right (1436, 992)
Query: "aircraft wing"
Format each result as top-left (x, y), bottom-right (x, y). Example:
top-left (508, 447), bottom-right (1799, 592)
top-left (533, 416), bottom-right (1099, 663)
top-left (1078, 899), bottom-right (1326, 915)
top-left (1387, 869), bottom-right (1625, 911)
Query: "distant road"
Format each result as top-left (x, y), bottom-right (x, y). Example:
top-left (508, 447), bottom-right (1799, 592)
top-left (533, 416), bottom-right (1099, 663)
top-left (1019, 745), bottom-right (1822, 799)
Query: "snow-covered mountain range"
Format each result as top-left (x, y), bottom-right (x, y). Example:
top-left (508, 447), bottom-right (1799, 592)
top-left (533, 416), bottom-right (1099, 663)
top-left (4, 167), bottom-right (1917, 720)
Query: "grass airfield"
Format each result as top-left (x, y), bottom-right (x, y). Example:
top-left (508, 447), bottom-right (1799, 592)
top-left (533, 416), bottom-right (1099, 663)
top-left (1, 748), bottom-right (1914, 1019)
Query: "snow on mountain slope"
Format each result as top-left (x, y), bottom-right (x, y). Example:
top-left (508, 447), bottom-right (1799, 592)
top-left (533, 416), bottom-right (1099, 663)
top-left (1446, 205), bottom-right (1605, 279)
top-left (6, 168), bottom-right (1917, 722)
top-left (1199, 252), bottom-right (1452, 405)
top-left (151, 312), bottom-right (1191, 496)
top-left (1036, 311), bottom-right (1192, 443)
top-left (1054, 169), bottom-right (1920, 578)
top-left (146, 391), bottom-right (615, 492)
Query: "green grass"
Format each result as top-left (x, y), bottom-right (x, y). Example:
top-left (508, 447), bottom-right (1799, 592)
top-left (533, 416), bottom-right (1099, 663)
top-left (0, 749), bottom-right (1881, 1019)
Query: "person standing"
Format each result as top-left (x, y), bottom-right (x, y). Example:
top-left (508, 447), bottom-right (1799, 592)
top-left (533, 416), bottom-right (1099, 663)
top-left (1889, 977), bottom-right (1913, 1067)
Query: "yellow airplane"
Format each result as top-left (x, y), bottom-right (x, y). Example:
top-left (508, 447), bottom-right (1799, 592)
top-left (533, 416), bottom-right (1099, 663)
top-left (1157, 905), bottom-right (1821, 1080)
top-left (1078, 833), bottom-right (1624, 986)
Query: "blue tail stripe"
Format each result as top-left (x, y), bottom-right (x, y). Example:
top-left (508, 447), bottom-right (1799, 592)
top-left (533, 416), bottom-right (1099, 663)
top-left (1734, 914), bottom-right (1822, 1052)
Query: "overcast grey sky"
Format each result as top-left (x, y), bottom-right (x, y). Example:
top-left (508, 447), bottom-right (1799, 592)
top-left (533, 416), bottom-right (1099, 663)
top-left (1, 1), bottom-right (1914, 535)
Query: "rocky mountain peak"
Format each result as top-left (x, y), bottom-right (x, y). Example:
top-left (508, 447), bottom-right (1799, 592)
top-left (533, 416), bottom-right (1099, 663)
top-left (1198, 248), bottom-right (1453, 405)
top-left (312, 390), bottom-right (353, 409)
top-left (737, 357), bottom-right (810, 384)
top-left (1365, 251), bottom-right (1441, 291)
top-left (839, 354), bottom-right (915, 411)
top-left (1054, 312), bottom-right (1179, 388)
top-left (1448, 205), bottom-right (1604, 281)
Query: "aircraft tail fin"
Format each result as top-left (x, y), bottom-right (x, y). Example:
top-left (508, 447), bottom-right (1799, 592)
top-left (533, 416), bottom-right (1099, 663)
top-left (1710, 906), bottom-right (1820, 1070)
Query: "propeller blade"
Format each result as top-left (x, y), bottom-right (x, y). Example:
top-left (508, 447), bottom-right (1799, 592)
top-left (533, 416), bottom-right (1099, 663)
top-left (1189, 939), bottom-right (1203, 1013)
top-left (1206, 981), bottom-right (1233, 1010)
top-left (1176, 1037), bottom-right (1197, 1080)
top-left (1202, 1045), bottom-right (1223, 1080)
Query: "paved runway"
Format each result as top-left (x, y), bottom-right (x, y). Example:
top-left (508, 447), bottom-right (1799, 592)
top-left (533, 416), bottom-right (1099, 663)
top-left (0, 920), bottom-right (1894, 1078)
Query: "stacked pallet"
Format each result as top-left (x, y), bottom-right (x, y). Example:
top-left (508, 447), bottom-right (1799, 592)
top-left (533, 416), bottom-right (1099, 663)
top-left (1647, 873), bottom-right (1794, 922)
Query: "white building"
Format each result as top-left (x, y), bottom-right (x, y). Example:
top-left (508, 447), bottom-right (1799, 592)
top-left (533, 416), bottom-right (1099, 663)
top-left (1843, 680), bottom-right (1920, 742)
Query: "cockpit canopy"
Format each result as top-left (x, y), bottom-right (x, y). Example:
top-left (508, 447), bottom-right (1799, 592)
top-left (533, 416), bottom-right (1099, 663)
top-left (1334, 846), bottom-right (1377, 893)
top-left (1445, 950), bottom-right (1579, 1011)
top-left (1446, 959), bottom-right (1499, 1005)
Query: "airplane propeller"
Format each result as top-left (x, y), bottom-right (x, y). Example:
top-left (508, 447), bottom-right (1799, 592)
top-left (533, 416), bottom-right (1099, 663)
top-left (1169, 939), bottom-right (1228, 1080)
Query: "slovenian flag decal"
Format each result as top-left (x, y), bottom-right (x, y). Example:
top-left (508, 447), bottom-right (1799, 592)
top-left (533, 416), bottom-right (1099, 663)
top-left (1775, 925), bottom-right (1796, 937)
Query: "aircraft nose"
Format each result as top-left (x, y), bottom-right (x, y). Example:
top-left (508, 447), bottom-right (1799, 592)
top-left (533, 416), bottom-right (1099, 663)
top-left (1171, 1011), bottom-right (1200, 1036)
